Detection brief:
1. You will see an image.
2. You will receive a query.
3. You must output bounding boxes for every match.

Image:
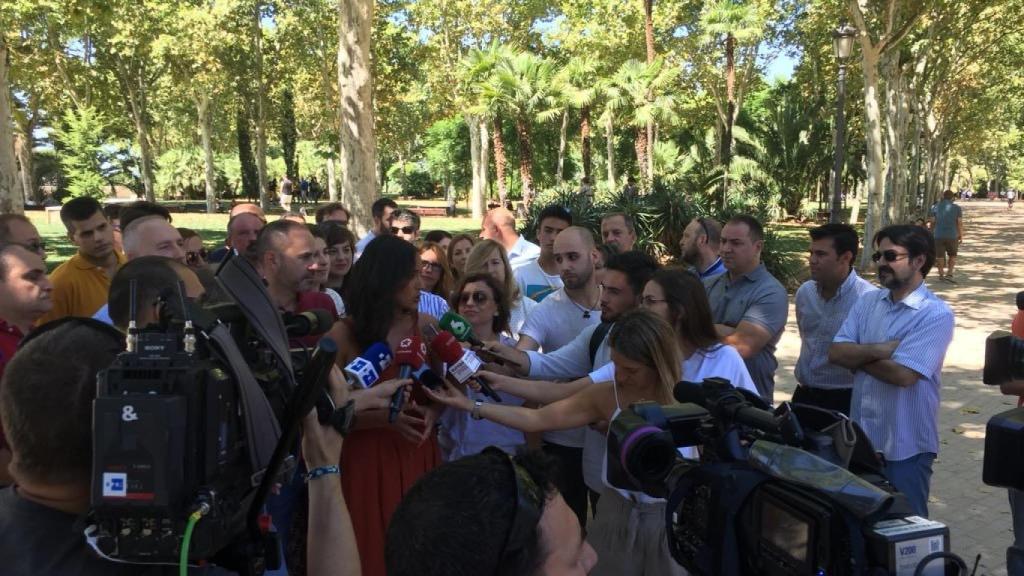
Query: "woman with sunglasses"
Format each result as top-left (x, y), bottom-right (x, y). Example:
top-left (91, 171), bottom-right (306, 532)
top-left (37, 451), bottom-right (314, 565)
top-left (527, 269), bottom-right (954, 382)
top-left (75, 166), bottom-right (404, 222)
top-left (424, 309), bottom-right (688, 575)
top-left (319, 221), bottom-right (356, 306)
top-left (438, 272), bottom-right (526, 461)
top-left (446, 234), bottom-right (475, 280)
top-left (178, 228), bottom-right (207, 271)
top-left (464, 239), bottom-right (537, 338)
top-left (417, 241), bottom-right (454, 300)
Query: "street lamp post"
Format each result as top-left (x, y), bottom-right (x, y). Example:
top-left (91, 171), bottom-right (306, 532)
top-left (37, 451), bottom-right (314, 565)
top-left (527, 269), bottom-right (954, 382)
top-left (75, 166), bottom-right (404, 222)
top-left (831, 24), bottom-right (857, 224)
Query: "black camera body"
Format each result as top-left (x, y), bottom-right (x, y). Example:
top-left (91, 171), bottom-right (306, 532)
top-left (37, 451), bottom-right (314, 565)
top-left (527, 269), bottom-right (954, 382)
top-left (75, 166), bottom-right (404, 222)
top-left (86, 254), bottom-right (330, 574)
top-left (607, 377), bottom-right (952, 576)
top-left (979, 330), bottom-right (1024, 492)
top-left (91, 327), bottom-right (250, 561)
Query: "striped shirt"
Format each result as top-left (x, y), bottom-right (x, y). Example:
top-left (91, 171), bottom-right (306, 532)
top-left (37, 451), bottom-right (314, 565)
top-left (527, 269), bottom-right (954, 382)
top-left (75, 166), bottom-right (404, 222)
top-left (794, 269), bottom-right (877, 390)
top-left (418, 290), bottom-right (449, 320)
top-left (833, 282), bottom-right (954, 461)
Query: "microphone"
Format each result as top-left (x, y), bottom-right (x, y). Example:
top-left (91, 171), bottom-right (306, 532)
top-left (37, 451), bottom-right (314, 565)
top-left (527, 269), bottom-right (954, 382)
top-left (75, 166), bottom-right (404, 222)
top-left (412, 364), bottom-right (444, 390)
top-left (429, 330), bottom-right (501, 402)
top-left (673, 378), bottom-right (788, 438)
top-left (439, 310), bottom-right (484, 347)
top-left (344, 342), bottom-right (393, 389)
top-left (283, 308), bottom-right (335, 337)
top-left (390, 336), bottom-right (425, 422)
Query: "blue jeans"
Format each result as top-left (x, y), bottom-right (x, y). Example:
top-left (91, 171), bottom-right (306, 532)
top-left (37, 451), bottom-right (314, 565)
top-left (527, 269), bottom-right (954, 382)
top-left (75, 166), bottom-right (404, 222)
top-left (884, 452), bottom-right (936, 518)
top-left (1008, 488), bottom-right (1024, 576)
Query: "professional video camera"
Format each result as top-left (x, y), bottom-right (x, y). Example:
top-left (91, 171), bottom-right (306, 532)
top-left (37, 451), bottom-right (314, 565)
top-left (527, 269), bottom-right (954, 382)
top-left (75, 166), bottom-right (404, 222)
top-left (85, 253), bottom-right (348, 575)
top-left (981, 331), bottom-right (1024, 493)
top-left (606, 377), bottom-right (958, 576)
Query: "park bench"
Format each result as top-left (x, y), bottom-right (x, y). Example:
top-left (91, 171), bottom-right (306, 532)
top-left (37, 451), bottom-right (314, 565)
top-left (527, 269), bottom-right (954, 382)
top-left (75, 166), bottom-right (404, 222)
top-left (409, 206), bottom-right (449, 218)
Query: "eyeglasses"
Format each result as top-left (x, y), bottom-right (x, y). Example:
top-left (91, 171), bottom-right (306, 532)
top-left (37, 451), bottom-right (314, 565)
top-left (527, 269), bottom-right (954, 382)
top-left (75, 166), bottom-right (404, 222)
top-left (21, 241), bottom-right (47, 255)
top-left (186, 249), bottom-right (208, 265)
top-left (459, 291), bottom-right (490, 305)
top-left (641, 296), bottom-right (667, 306)
top-left (485, 448), bottom-right (542, 565)
top-left (391, 226), bottom-right (417, 235)
top-left (421, 261), bottom-right (443, 273)
top-left (871, 250), bottom-right (910, 263)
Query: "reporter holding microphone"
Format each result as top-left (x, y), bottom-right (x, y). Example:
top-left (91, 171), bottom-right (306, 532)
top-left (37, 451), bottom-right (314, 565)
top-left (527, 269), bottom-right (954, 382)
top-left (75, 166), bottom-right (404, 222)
top-left (423, 310), bottom-right (687, 576)
top-left (437, 273), bottom-right (526, 461)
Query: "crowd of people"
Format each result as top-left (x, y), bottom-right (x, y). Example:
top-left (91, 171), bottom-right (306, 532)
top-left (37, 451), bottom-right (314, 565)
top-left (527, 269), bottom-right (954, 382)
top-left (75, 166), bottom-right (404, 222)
top-left (0, 192), bottom-right (962, 575)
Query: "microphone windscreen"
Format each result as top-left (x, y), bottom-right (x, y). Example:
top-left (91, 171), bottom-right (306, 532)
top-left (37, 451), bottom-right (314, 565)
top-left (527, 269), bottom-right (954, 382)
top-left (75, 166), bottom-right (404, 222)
top-left (673, 380), bottom-right (708, 406)
top-left (395, 336), bottom-right (425, 369)
top-left (429, 331), bottom-right (464, 365)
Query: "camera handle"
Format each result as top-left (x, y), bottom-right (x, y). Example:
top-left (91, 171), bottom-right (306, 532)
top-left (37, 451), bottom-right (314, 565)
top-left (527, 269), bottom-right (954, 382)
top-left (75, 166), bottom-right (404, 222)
top-left (912, 551), bottom-right (971, 576)
top-left (240, 336), bottom-right (340, 576)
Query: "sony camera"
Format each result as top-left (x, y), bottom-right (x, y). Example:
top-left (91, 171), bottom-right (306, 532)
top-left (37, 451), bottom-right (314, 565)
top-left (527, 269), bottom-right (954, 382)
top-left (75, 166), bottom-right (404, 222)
top-left (981, 330), bottom-right (1024, 493)
top-left (86, 253), bottom-right (339, 575)
top-left (607, 377), bottom-right (954, 576)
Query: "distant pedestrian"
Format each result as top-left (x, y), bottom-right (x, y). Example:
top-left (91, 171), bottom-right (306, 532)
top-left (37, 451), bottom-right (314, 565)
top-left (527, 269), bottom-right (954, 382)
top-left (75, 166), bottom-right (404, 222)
top-left (1008, 189), bottom-right (1017, 211)
top-left (927, 190), bottom-right (963, 283)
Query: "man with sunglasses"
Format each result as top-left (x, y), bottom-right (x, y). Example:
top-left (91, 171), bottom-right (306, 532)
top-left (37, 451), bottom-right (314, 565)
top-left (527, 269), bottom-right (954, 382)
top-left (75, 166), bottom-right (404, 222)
top-left (386, 448), bottom-right (598, 576)
top-left (386, 209), bottom-right (451, 320)
top-left (679, 216), bottom-right (724, 279)
top-left (829, 224), bottom-right (954, 518)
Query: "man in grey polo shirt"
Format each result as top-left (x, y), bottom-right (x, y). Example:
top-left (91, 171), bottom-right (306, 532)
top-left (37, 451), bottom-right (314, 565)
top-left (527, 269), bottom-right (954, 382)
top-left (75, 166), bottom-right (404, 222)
top-left (794, 223), bottom-right (876, 415)
top-left (704, 214), bottom-right (788, 402)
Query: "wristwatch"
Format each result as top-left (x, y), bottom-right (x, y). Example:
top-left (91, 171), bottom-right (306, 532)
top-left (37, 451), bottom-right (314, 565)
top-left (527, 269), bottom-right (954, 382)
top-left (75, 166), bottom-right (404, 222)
top-left (327, 399), bottom-right (357, 436)
top-left (471, 399), bottom-right (484, 420)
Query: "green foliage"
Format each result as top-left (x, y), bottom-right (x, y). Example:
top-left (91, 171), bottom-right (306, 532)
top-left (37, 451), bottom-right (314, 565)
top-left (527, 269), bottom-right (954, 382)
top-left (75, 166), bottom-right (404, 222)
top-left (53, 106), bottom-right (117, 200)
top-left (423, 116), bottom-right (472, 191)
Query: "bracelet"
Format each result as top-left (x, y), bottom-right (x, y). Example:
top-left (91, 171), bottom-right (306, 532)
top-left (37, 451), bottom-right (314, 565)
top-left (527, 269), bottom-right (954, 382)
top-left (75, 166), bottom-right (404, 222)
top-left (304, 465), bottom-right (340, 482)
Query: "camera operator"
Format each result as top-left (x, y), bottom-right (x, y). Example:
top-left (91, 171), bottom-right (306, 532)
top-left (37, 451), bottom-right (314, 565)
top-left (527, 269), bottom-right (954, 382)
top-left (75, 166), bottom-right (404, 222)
top-left (0, 242), bottom-right (53, 486)
top-left (425, 310), bottom-right (686, 576)
top-left (829, 224), bottom-right (955, 518)
top-left (385, 448), bottom-right (597, 576)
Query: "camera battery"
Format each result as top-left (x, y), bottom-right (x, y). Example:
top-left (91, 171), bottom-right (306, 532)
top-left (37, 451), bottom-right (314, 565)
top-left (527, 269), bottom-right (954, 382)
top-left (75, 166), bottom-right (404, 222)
top-left (867, 516), bottom-right (949, 576)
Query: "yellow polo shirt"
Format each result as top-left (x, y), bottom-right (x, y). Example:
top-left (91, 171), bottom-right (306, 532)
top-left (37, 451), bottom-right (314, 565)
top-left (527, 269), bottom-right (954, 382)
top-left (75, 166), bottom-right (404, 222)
top-left (37, 252), bottom-right (126, 325)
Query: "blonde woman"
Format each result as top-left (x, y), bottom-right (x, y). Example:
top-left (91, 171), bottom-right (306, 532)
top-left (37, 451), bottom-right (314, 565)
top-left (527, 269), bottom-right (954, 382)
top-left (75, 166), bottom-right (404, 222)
top-left (464, 239), bottom-right (537, 339)
top-left (424, 309), bottom-right (687, 576)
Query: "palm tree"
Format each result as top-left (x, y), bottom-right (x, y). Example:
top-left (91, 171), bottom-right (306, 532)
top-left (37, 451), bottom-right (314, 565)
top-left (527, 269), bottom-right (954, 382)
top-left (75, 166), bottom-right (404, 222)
top-left (480, 51), bottom-right (560, 210)
top-left (552, 58), bottom-right (600, 185)
top-left (602, 58), bottom-right (678, 194)
top-left (462, 42), bottom-right (514, 206)
top-left (700, 0), bottom-right (763, 205)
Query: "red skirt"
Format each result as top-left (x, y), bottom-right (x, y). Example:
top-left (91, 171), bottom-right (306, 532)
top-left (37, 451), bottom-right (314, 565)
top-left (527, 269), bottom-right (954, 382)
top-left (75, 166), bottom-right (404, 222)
top-left (341, 427), bottom-right (439, 576)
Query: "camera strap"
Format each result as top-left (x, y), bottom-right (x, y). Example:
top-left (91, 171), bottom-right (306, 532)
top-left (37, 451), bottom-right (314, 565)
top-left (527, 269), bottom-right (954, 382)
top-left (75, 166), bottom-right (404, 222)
top-left (209, 323), bottom-right (282, 477)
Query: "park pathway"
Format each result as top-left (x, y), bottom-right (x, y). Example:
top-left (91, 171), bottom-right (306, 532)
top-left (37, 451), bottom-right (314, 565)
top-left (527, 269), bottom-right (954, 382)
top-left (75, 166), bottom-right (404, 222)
top-left (771, 200), bottom-right (1022, 575)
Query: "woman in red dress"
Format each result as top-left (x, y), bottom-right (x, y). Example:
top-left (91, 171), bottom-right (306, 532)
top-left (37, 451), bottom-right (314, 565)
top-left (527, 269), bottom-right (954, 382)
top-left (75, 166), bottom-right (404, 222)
top-left (335, 235), bottom-right (442, 576)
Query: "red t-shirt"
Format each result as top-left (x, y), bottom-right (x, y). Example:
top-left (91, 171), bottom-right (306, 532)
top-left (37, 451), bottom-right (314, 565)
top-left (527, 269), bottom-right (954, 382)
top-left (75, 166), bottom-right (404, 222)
top-left (0, 319), bottom-right (25, 450)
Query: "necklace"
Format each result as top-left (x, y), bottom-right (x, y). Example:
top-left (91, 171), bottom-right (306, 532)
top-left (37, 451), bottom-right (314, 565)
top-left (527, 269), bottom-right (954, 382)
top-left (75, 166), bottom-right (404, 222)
top-left (567, 285), bottom-right (602, 319)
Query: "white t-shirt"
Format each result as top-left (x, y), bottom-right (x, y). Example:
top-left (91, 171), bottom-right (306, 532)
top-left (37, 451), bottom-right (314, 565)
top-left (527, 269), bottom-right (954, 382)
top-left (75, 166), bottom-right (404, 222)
top-left (513, 258), bottom-right (563, 302)
top-left (509, 295), bottom-right (538, 339)
top-left (507, 235), bottom-right (541, 269)
top-left (519, 287), bottom-right (601, 448)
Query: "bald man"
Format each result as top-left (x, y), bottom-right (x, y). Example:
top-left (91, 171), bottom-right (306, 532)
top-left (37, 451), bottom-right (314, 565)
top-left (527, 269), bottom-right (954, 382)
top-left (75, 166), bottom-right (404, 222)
top-left (480, 207), bottom-right (540, 268)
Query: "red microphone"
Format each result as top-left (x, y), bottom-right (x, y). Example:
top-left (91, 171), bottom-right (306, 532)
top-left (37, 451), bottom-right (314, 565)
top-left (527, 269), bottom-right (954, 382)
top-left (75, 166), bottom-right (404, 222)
top-left (390, 335), bottom-right (425, 422)
top-left (429, 331), bottom-right (502, 402)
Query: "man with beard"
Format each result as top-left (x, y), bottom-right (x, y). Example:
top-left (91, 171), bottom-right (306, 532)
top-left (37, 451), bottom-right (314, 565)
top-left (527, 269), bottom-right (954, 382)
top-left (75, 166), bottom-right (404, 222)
top-left (679, 216), bottom-right (724, 279)
top-left (829, 224), bottom-right (954, 518)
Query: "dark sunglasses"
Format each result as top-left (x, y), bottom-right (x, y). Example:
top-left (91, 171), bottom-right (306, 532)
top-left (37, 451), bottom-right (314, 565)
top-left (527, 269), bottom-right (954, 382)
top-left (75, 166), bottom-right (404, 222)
top-left (871, 250), bottom-right (910, 263)
top-left (458, 291), bottom-right (490, 305)
top-left (391, 226), bottom-right (417, 235)
top-left (186, 249), bottom-right (208, 265)
top-left (484, 448), bottom-right (543, 565)
top-left (421, 261), bottom-right (443, 272)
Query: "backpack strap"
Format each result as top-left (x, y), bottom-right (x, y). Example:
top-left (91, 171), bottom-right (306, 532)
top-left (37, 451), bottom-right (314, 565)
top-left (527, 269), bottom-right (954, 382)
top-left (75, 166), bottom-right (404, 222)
top-left (589, 321), bottom-right (614, 367)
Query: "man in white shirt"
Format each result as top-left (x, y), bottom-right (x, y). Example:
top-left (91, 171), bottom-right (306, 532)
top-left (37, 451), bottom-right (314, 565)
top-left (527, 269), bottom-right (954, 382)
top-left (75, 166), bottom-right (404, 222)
top-left (480, 207), bottom-right (540, 268)
top-left (514, 204), bottom-right (572, 302)
top-left (354, 197), bottom-right (398, 257)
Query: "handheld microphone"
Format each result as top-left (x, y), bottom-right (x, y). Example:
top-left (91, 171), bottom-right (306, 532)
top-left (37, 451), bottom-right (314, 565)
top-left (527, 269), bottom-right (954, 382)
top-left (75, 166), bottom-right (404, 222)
top-left (430, 331), bottom-right (501, 402)
top-left (412, 364), bottom-right (444, 390)
top-left (283, 308), bottom-right (335, 337)
top-left (344, 342), bottom-right (393, 388)
top-left (439, 310), bottom-right (483, 347)
top-left (390, 336), bottom-right (425, 422)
